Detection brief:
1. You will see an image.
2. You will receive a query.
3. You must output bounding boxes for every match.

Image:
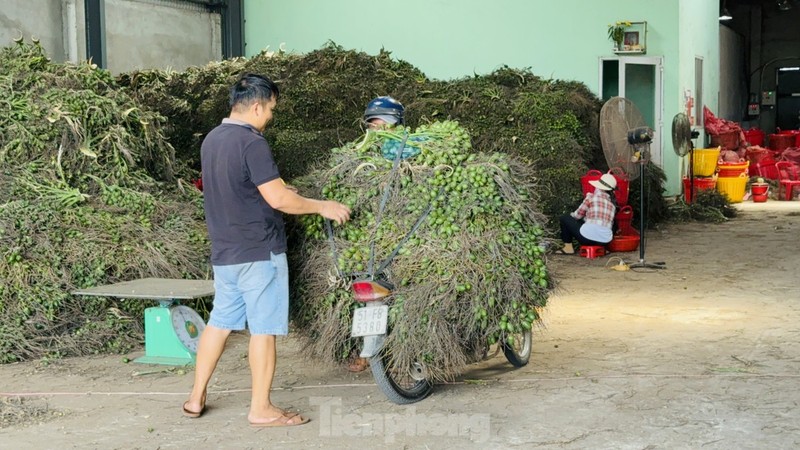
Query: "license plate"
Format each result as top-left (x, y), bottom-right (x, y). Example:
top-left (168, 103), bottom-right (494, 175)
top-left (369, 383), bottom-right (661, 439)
top-left (351, 305), bottom-right (388, 337)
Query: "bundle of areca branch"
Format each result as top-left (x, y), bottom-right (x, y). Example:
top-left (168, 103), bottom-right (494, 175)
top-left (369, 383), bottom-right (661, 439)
top-left (291, 121), bottom-right (552, 380)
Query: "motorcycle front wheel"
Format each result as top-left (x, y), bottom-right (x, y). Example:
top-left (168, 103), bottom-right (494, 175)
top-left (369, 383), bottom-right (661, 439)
top-left (502, 329), bottom-right (532, 367)
top-left (369, 351), bottom-right (433, 404)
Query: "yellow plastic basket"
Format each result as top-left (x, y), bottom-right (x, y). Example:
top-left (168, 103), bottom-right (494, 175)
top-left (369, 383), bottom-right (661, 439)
top-left (716, 173), bottom-right (748, 203)
top-left (693, 147), bottom-right (721, 177)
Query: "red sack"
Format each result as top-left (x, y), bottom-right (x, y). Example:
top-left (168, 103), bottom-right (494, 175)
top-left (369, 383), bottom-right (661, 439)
top-left (703, 106), bottom-right (741, 136)
top-left (781, 147), bottom-right (800, 165)
top-left (719, 149), bottom-right (742, 163)
top-left (746, 145), bottom-right (771, 164)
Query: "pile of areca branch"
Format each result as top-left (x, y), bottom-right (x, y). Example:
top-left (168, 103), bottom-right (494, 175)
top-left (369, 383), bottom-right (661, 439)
top-left (121, 42), bottom-right (656, 222)
top-left (1, 39), bottom-right (683, 364)
top-left (0, 39), bottom-right (209, 363)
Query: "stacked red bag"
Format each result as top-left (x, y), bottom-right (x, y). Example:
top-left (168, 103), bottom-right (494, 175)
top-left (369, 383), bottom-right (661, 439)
top-left (704, 106), bottom-right (747, 161)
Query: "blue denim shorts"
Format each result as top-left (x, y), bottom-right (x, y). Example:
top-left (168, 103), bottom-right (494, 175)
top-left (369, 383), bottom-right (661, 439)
top-left (208, 253), bottom-right (289, 335)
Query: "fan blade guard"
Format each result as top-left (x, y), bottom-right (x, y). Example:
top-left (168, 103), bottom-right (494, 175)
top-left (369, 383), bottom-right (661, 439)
top-left (599, 97), bottom-right (647, 180)
top-left (671, 113), bottom-right (692, 157)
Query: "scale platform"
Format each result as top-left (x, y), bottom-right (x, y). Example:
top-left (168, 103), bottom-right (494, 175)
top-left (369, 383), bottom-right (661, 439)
top-left (73, 278), bottom-right (215, 366)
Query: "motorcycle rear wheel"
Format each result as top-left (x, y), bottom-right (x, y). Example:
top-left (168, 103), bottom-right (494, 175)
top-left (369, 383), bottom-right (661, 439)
top-left (502, 329), bottom-right (532, 367)
top-left (369, 351), bottom-right (433, 404)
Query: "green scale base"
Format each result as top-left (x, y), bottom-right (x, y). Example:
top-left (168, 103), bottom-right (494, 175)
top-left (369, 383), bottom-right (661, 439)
top-left (136, 306), bottom-right (196, 366)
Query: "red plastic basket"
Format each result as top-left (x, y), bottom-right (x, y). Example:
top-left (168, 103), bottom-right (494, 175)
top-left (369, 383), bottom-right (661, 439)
top-left (752, 181), bottom-right (769, 203)
top-left (743, 128), bottom-right (765, 146)
top-left (607, 232), bottom-right (640, 253)
top-left (777, 129), bottom-right (800, 147)
top-left (717, 161), bottom-right (749, 178)
top-left (683, 176), bottom-right (717, 203)
top-left (746, 146), bottom-right (771, 164)
top-left (580, 169), bottom-right (630, 206)
top-left (607, 167), bottom-right (630, 206)
top-left (769, 133), bottom-right (796, 152)
top-left (748, 160), bottom-right (780, 180)
top-left (710, 131), bottom-right (739, 150)
top-left (580, 170), bottom-right (603, 196)
top-left (614, 205), bottom-right (634, 236)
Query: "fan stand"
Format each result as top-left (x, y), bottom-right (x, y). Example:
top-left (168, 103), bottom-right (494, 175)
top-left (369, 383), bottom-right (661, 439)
top-left (678, 147), bottom-right (696, 204)
top-left (689, 148), bottom-right (695, 203)
top-left (687, 131), bottom-right (699, 204)
top-left (628, 143), bottom-right (666, 271)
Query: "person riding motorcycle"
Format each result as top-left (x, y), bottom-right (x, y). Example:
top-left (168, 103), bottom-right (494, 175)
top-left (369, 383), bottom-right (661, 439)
top-left (363, 96), bottom-right (404, 129)
top-left (345, 96), bottom-right (404, 373)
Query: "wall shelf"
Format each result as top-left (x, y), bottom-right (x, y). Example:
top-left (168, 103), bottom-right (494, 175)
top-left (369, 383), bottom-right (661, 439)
top-left (612, 21), bottom-right (647, 55)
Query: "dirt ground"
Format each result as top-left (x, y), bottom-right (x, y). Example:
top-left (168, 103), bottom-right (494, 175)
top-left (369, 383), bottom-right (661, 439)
top-left (2, 201), bottom-right (800, 449)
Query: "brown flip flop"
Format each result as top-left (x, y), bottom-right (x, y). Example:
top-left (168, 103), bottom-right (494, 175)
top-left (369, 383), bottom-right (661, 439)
top-left (249, 412), bottom-right (310, 428)
top-left (346, 357), bottom-right (369, 373)
top-left (182, 401), bottom-right (205, 418)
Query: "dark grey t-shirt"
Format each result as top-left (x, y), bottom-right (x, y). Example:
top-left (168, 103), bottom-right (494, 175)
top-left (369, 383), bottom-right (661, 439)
top-left (201, 119), bottom-right (287, 265)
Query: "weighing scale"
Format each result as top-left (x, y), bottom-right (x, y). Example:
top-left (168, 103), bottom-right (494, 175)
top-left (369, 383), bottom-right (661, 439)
top-left (72, 278), bottom-right (214, 366)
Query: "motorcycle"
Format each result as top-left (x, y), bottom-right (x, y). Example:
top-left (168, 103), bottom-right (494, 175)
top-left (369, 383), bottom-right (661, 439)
top-left (327, 133), bottom-right (533, 404)
top-left (349, 276), bottom-right (532, 404)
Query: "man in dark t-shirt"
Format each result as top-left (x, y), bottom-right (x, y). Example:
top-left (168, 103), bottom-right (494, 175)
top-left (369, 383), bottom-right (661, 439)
top-left (201, 117), bottom-right (288, 265)
top-left (182, 74), bottom-right (350, 428)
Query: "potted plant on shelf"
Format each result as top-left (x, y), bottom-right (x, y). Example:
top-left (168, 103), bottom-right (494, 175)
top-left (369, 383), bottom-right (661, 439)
top-left (608, 21), bottom-right (632, 51)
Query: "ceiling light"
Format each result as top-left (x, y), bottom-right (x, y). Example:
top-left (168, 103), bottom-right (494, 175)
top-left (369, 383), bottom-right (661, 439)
top-left (778, 0), bottom-right (792, 11)
top-left (720, 0), bottom-right (733, 21)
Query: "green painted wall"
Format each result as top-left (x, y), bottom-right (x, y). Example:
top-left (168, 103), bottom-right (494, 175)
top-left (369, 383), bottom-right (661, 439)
top-left (244, 0), bottom-right (720, 196)
top-left (675, 0), bottom-right (720, 194)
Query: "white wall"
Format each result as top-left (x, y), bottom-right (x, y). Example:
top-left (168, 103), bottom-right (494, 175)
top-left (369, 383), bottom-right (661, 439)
top-left (104, 0), bottom-right (221, 73)
top-left (0, 0), bottom-right (221, 73)
top-left (674, 0), bottom-right (720, 194)
top-left (0, 0), bottom-right (78, 61)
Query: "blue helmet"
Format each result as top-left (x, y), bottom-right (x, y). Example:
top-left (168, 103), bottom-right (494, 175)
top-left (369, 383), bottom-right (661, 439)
top-left (363, 96), bottom-right (404, 125)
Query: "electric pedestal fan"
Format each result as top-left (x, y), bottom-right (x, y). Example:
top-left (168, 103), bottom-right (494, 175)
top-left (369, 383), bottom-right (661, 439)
top-left (671, 113), bottom-right (700, 201)
top-left (599, 97), bottom-right (665, 270)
